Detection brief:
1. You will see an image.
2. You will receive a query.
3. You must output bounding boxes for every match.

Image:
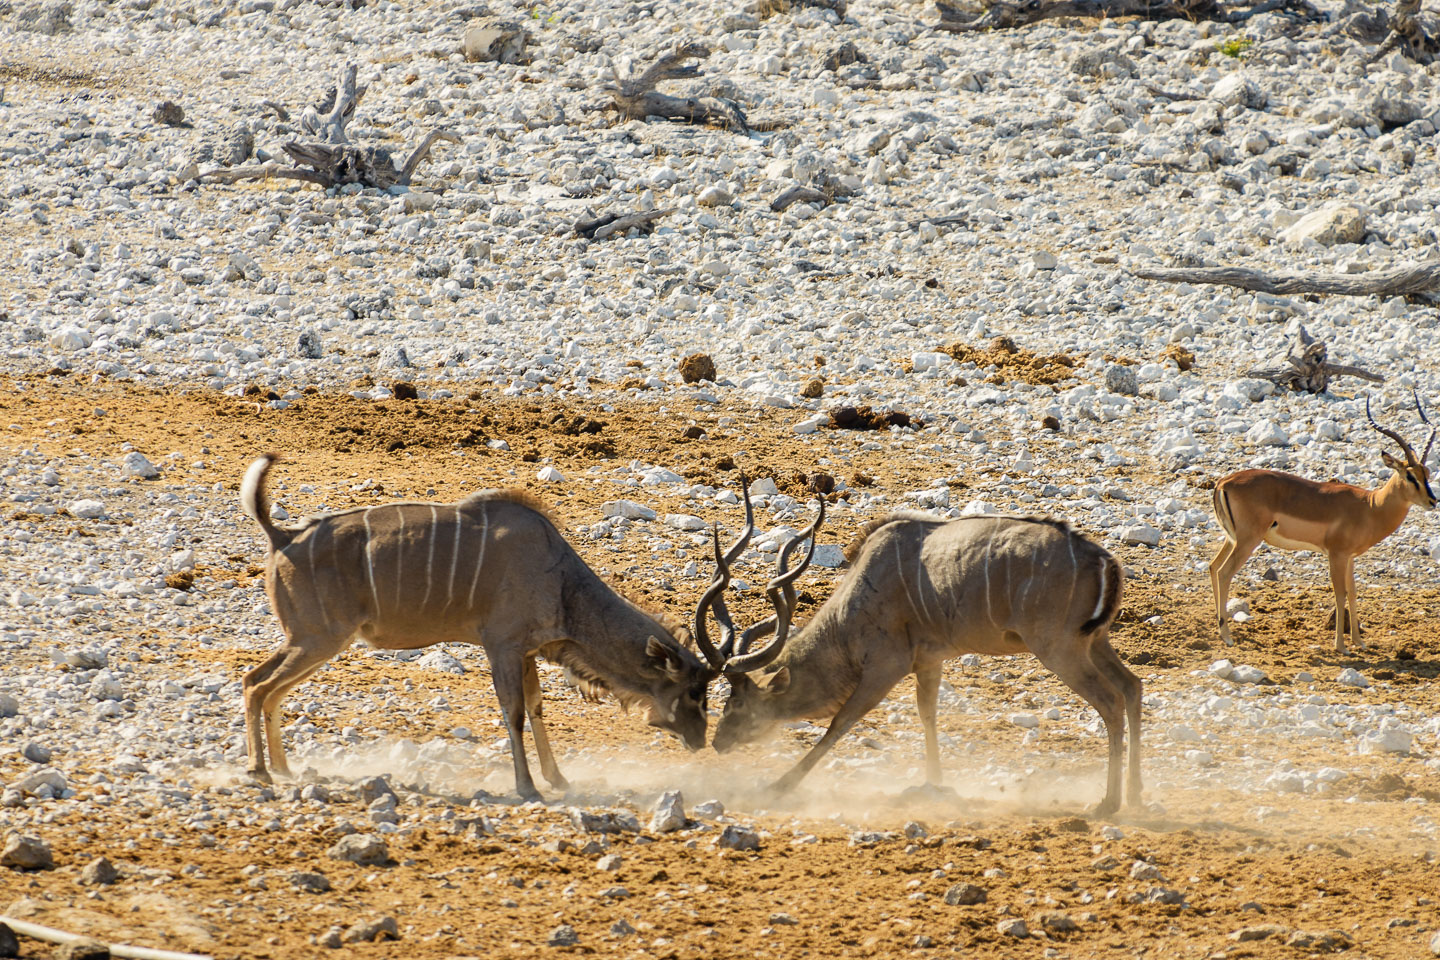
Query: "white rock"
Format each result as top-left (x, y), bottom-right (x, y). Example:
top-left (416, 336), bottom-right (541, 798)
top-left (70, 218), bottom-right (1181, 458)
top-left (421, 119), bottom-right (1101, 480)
top-left (50, 325), bottom-right (93, 351)
top-left (1280, 204), bottom-right (1366, 247)
top-left (650, 790), bottom-right (686, 833)
top-left (602, 500), bottom-right (657, 521)
top-left (1245, 420), bottom-right (1288, 446)
top-left (1336, 668), bottom-right (1369, 688)
top-left (748, 477), bottom-right (780, 498)
top-left (664, 514), bottom-right (706, 531)
top-left (1118, 524), bottom-right (1161, 547)
top-left (1009, 713), bottom-right (1039, 729)
top-left (536, 466), bottom-right (565, 483)
top-left (1359, 726), bottom-right (1412, 755)
top-left (1209, 659), bottom-right (1235, 680)
top-left (0, 694), bottom-right (18, 717)
top-left (121, 451), bottom-right (159, 479)
top-left (812, 544), bottom-right (847, 568)
top-left (1230, 665), bottom-right (1268, 685)
top-left (67, 499), bottom-right (106, 519)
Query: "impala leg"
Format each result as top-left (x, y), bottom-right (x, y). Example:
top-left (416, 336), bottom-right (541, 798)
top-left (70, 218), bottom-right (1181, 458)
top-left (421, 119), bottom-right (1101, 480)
top-left (1344, 557), bottom-right (1365, 651)
top-left (1327, 554), bottom-right (1349, 654)
top-left (1210, 535), bottom-right (1260, 647)
top-left (243, 633), bottom-right (350, 781)
top-left (523, 657), bottom-right (569, 791)
top-left (1035, 643), bottom-right (1126, 817)
top-left (914, 665), bottom-right (943, 786)
top-left (1090, 640), bottom-right (1143, 809)
top-left (491, 652), bottom-right (541, 802)
top-left (767, 668), bottom-right (905, 798)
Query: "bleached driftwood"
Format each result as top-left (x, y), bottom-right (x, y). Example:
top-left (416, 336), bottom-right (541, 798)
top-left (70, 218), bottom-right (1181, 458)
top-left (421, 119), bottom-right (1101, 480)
top-left (933, 0), bottom-right (1319, 32)
top-left (199, 63), bottom-right (460, 190)
top-left (0, 916), bottom-right (212, 960)
top-left (1244, 324), bottom-right (1383, 393)
top-left (1127, 260), bottom-right (1440, 297)
top-left (605, 44), bottom-right (783, 132)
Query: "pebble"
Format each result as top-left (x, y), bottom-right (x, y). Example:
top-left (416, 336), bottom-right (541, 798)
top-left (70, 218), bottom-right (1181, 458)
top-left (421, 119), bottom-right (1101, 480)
top-left (547, 924), bottom-right (579, 947)
top-left (327, 833), bottom-right (389, 866)
top-left (80, 857), bottom-right (119, 885)
top-left (716, 825), bottom-right (761, 851)
top-left (1, 833), bottom-right (54, 870)
top-left (66, 499), bottom-right (106, 520)
top-left (943, 883), bottom-right (987, 905)
top-left (650, 790), bottom-right (686, 833)
top-left (595, 854), bottom-right (623, 872)
top-left (1336, 668), bottom-right (1370, 688)
top-left (342, 916), bottom-right (399, 943)
top-left (996, 918), bottom-right (1029, 938)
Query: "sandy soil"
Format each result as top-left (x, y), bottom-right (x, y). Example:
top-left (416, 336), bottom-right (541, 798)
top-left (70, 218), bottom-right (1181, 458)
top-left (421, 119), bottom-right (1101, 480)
top-left (2, 375), bottom-right (1439, 959)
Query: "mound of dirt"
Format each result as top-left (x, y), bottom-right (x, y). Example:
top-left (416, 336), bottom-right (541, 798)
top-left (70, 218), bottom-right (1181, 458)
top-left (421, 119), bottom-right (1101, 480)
top-left (828, 405), bottom-right (916, 430)
top-left (938, 337), bottom-right (1078, 385)
top-left (678, 353), bottom-right (717, 383)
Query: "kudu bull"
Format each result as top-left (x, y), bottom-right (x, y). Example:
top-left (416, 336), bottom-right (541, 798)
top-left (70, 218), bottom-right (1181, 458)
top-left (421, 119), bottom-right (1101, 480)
top-left (239, 454), bottom-right (713, 801)
top-left (697, 496), bottom-right (1142, 816)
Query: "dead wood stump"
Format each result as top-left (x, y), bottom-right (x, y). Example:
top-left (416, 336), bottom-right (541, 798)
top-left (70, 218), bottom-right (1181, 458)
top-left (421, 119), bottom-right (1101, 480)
top-left (1244, 324), bottom-right (1383, 394)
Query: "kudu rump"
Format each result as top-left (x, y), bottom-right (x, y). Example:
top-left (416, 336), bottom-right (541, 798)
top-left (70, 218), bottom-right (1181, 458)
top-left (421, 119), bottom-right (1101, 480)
top-left (699, 492), bottom-right (1142, 816)
top-left (239, 454), bottom-right (713, 801)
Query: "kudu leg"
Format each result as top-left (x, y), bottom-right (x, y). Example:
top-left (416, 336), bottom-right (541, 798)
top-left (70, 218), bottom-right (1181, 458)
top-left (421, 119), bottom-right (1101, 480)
top-left (1089, 640), bottom-right (1143, 808)
top-left (491, 652), bottom-right (541, 802)
top-left (767, 669), bottom-right (905, 797)
top-left (1327, 554), bottom-right (1350, 654)
top-left (523, 658), bottom-right (569, 791)
top-left (914, 665), bottom-right (943, 785)
top-left (1034, 643), bottom-right (1126, 817)
top-left (243, 635), bottom-right (349, 781)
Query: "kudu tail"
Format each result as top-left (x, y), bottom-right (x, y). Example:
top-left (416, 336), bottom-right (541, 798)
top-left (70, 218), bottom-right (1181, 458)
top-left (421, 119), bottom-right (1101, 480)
top-left (1080, 551), bottom-right (1124, 635)
top-left (241, 454), bottom-right (293, 552)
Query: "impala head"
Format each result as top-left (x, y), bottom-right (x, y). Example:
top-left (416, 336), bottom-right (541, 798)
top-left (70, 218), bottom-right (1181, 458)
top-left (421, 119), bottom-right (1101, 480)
top-left (641, 634), bottom-right (711, 751)
top-left (689, 479), bottom-right (826, 753)
top-left (1368, 392), bottom-right (1438, 511)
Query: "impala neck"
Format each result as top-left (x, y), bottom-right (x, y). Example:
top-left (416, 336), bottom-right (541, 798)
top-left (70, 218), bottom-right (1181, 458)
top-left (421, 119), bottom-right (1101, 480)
top-left (1367, 470), bottom-right (1414, 538)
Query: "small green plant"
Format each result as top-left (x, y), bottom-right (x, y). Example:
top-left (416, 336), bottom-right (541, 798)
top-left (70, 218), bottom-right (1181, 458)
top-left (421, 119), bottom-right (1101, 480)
top-left (1217, 36), bottom-right (1252, 59)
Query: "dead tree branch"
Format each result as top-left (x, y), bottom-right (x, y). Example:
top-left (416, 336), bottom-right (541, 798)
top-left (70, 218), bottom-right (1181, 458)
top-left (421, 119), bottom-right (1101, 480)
top-left (772, 186), bottom-right (830, 212)
top-left (605, 44), bottom-right (784, 132)
top-left (0, 915), bottom-right (212, 960)
top-left (1127, 260), bottom-right (1440, 297)
top-left (932, 0), bottom-right (1319, 31)
top-left (1245, 324), bottom-right (1384, 393)
top-left (576, 207), bottom-right (676, 240)
top-left (1368, 0), bottom-right (1440, 62)
top-left (199, 62), bottom-right (459, 191)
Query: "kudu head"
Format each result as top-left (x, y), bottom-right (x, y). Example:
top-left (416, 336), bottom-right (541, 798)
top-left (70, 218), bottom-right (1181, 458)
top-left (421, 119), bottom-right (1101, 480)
top-left (690, 480), bottom-right (825, 753)
top-left (639, 633), bottom-right (712, 752)
top-left (1368, 391), bottom-right (1438, 512)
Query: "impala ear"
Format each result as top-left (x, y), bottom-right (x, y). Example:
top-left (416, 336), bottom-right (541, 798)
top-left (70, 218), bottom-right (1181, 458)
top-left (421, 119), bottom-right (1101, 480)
top-left (763, 666), bottom-right (791, 694)
top-left (646, 636), bottom-right (686, 680)
top-left (1381, 451), bottom-right (1404, 471)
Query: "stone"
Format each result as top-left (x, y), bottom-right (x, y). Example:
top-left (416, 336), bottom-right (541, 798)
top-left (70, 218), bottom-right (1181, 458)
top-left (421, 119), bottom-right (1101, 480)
top-left (80, 857), bottom-right (118, 885)
top-left (121, 451), bottom-right (159, 479)
top-left (1129, 860), bottom-right (1162, 881)
top-left (1281, 204), bottom-right (1366, 247)
top-left (547, 924), bottom-right (579, 947)
top-left (1229, 664), bottom-right (1267, 684)
top-left (1009, 713), bottom-right (1039, 729)
top-left (943, 883), bottom-right (987, 905)
top-left (342, 916), bottom-right (399, 943)
top-left (1104, 364), bottom-right (1138, 396)
top-left (602, 500), bottom-right (657, 521)
top-left (697, 185), bottom-right (733, 206)
top-left (296, 329), bottom-right (323, 359)
top-left (1230, 923), bottom-right (1290, 942)
top-left (66, 499), bottom-right (106, 519)
top-left (610, 919), bottom-right (636, 937)
top-left (1211, 73), bottom-right (1266, 109)
top-left (650, 790), bottom-right (686, 833)
top-left (327, 833), bottom-right (389, 865)
top-left (463, 18), bottom-right (527, 63)
top-left (997, 918), bottom-right (1029, 938)
top-left (1429, 930), bottom-right (1440, 956)
top-left (1119, 524), bottom-right (1161, 547)
top-left (1336, 668), bottom-right (1369, 688)
top-left (13, 1), bottom-right (72, 35)
top-left (358, 776), bottom-right (398, 805)
top-left (716, 825), bottom-right (760, 851)
top-left (1, 833), bottom-right (54, 870)
top-left (595, 854), bottom-right (623, 872)
top-left (537, 466), bottom-right (565, 483)
top-left (1037, 911), bottom-right (1078, 931)
top-left (21, 742), bottom-right (51, 764)
top-left (52, 940), bottom-right (109, 960)
top-left (1245, 419), bottom-right (1288, 446)
top-left (693, 799), bottom-right (725, 818)
top-left (1284, 930), bottom-right (1349, 952)
top-left (0, 695), bottom-right (16, 718)
top-left (679, 353), bottom-right (717, 383)
top-left (290, 871), bottom-right (331, 893)
top-left (151, 100), bottom-right (185, 126)
top-left (0, 923), bottom-right (15, 959)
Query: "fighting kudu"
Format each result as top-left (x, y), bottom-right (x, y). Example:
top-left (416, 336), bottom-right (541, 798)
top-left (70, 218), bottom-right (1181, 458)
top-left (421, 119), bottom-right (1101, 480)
top-left (1210, 393), bottom-right (1437, 653)
top-left (698, 501), bottom-right (1141, 816)
top-left (239, 454), bottom-right (713, 801)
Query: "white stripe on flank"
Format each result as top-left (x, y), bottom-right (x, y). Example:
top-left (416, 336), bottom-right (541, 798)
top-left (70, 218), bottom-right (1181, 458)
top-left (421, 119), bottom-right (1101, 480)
top-left (420, 505), bottom-right (438, 612)
top-left (363, 508), bottom-right (381, 618)
top-left (467, 503), bottom-right (489, 609)
top-left (913, 543), bottom-right (934, 626)
top-left (1091, 557), bottom-right (1108, 622)
top-left (1062, 535), bottom-right (1077, 622)
top-left (394, 506), bottom-right (407, 614)
top-left (445, 507), bottom-right (461, 612)
top-left (895, 540), bottom-right (921, 624)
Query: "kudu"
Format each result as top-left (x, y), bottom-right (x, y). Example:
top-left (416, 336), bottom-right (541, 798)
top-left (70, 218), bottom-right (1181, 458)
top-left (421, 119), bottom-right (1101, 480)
top-left (239, 454), bottom-right (713, 801)
top-left (1210, 392), bottom-right (1437, 653)
top-left (698, 498), bottom-right (1141, 816)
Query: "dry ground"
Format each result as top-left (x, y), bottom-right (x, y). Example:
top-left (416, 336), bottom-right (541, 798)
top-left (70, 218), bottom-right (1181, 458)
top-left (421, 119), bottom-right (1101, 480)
top-left (2, 375), bottom-right (1439, 959)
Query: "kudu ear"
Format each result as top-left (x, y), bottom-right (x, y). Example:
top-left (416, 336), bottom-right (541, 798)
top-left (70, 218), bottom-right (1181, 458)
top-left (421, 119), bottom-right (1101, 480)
top-left (646, 636), bottom-right (686, 680)
top-left (763, 666), bottom-right (791, 694)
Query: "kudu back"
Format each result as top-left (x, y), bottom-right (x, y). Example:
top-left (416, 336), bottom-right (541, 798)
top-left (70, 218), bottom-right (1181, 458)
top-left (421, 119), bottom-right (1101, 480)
top-left (704, 509), bottom-right (1142, 815)
top-left (239, 454), bottom-right (711, 801)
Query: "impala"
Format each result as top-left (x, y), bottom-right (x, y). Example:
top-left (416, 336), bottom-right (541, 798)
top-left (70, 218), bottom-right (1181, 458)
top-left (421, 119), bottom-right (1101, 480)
top-left (1209, 394), bottom-right (1436, 653)
top-left (239, 454), bottom-right (714, 801)
top-left (695, 496), bottom-right (1142, 816)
